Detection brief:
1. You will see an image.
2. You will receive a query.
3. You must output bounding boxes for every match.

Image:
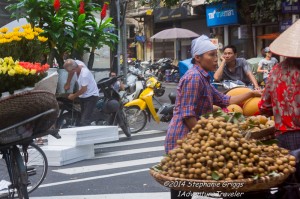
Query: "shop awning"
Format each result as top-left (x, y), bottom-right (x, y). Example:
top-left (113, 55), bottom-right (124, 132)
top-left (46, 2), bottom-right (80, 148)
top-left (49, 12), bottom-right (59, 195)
top-left (257, 33), bottom-right (280, 40)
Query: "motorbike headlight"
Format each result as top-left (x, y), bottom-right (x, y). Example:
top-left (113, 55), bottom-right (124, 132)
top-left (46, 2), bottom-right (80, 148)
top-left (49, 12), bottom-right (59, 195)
top-left (146, 78), bottom-right (156, 88)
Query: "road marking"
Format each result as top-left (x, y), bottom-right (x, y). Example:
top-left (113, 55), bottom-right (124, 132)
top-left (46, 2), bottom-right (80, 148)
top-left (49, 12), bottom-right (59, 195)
top-left (95, 146), bottom-right (164, 158)
top-left (31, 192), bottom-right (169, 199)
top-left (94, 136), bottom-right (165, 149)
top-left (53, 157), bottom-right (162, 175)
top-left (39, 168), bottom-right (148, 188)
top-left (119, 130), bottom-right (165, 138)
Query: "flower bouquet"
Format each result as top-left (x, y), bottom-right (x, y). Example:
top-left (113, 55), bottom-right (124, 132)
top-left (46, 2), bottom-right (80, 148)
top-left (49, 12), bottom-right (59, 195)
top-left (0, 24), bottom-right (48, 62)
top-left (0, 24), bottom-right (50, 97)
top-left (0, 56), bottom-right (49, 97)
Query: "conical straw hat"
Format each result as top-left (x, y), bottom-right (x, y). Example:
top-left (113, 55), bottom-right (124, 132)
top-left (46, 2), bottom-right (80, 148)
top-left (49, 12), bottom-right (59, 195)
top-left (270, 19), bottom-right (300, 58)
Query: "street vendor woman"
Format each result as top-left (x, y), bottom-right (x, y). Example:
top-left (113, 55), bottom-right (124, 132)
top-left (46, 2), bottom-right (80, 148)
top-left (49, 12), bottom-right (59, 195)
top-left (165, 35), bottom-right (262, 199)
top-left (259, 20), bottom-right (300, 151)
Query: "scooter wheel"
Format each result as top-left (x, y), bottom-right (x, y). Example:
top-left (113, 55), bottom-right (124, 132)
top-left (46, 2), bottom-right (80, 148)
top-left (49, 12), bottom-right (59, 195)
top-left (124, 106), bottom-right (147, 133)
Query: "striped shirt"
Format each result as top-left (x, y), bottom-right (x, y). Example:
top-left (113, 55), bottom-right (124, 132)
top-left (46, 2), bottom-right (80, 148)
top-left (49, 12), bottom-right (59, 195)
top-left (164, 65), bottom-right (230, 154)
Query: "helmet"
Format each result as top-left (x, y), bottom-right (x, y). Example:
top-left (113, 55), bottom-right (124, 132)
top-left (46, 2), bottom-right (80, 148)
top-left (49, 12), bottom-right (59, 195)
top-left (102, 99), bottom-right (120, 113)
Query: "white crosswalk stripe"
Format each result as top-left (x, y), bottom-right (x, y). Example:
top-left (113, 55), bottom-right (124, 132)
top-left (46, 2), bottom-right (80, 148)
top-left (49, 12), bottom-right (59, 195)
top-left (53, 157), bottom-right (162, 175)
top-left (36, 129), bottom-right (217, 199)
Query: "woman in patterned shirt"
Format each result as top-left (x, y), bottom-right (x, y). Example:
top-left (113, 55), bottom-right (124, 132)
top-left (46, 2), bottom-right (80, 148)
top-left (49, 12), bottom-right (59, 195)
top-left (165, 35), bottom-right (262, 199)
top-left (260, 20), bottom-right (300, 151)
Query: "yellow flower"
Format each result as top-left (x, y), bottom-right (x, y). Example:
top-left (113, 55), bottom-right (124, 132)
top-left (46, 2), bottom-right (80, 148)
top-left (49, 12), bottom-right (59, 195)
top-left (30, 69), bottom-right (37, 75)
top-left (22, 24), bottom-right (31, 29)
top-left (8, 57), bottom-right (15, 65)
top-left (0, 27), bottom-right (8, 33)
top-left (4, 33), bottom-right (13, 39)
top-left (24, 28), bottom-right (33, 34)
top-left (18, 32), bottom-right (25, 37)
top-left (25, 33), bottom-right (35, 40)
top-left (13, 27), bottom-right (21, 32)
top-left (38, 36), bottom-right (48, 42)
top-left (8, 69), bottom-right (16, 76)
top-left (12, 36), bottom-right (22, 41)
top-left (1, 67), bottom-right (7, 74)
top-left (34, 27), bottom-right (44, 33)
top-left (3, 57), bottom-right (9, 63)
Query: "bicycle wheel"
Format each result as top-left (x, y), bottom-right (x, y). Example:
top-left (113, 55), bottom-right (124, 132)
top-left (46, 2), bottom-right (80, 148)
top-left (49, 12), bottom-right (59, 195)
top-left (124, 106), bottom-right (147, 133)
top-left (11, 146), bottom-right (29, 199)
top-left (22, 143), bottom-right (48, 193)
top-left (0, 143), bottom-right (48, 195)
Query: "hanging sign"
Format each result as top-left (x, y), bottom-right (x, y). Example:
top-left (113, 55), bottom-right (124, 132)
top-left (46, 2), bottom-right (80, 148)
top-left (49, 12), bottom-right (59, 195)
top-left (206, 0), bottom-right (238, 27)
top-left (282, 2), bottom-right (300, 13)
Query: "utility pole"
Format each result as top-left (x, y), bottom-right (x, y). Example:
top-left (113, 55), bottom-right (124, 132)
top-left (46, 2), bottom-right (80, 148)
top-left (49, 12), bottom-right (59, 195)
top-left (120, 0), bottom-right (128, 82)
top-left (116, 0), bottom-right (121, 75)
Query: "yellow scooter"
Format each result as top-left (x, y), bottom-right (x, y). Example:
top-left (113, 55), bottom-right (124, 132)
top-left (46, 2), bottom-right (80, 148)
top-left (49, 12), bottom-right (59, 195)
top-left (124, 77), bottom-right (176, 133)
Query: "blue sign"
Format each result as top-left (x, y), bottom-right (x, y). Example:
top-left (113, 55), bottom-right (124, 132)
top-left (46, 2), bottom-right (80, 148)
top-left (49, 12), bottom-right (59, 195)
top-left (282, 2), bottom-right (300, 13)
top-left (206, 0), bottom-right (238, 27)
top-left (280, 19), bottom-right (292, 32)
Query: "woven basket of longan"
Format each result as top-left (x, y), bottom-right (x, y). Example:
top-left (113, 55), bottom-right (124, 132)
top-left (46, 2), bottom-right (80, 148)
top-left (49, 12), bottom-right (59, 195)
top-left (150, 116), bottom-right (296, 193)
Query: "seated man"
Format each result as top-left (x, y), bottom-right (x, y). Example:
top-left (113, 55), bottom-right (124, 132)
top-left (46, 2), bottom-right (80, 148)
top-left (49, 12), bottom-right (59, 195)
top-left (214, 45), bottom-right (260, 89)
top-left (110, 72), bottom-right (124, 92)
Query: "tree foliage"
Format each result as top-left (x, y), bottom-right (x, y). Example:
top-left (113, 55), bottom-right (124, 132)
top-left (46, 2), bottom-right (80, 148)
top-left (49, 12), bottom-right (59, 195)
top-left (6, 0), bottom-right (118, 69)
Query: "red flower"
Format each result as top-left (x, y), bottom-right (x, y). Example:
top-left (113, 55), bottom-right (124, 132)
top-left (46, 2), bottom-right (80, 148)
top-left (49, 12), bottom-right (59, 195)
top-left (53, 0), bottom-right (61, 12)
top-left (79, 1), bottom-right (85, 14)
top-left (101, 3), bottom-right (108, 20)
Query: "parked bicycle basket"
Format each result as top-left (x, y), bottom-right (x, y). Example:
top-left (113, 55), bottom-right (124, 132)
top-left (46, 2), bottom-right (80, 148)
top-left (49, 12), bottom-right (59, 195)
top-left (0, 90), bottom-right (59, 144)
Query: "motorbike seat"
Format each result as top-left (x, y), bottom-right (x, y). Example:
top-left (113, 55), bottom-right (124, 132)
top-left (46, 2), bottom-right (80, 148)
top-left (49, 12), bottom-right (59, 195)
top-left (97, 77), bottom-right (117, 89)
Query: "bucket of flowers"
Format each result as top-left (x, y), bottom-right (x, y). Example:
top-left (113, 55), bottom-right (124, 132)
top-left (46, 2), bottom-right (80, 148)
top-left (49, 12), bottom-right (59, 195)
top-left (0, 24), bottom-right (51, 98)
top-left (0, 57), bottom-right (49, 97)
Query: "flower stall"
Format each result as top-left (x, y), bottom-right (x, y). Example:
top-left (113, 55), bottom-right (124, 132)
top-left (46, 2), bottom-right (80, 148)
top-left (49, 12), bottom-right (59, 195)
top-left (0, 24), bottom-right (56, 97)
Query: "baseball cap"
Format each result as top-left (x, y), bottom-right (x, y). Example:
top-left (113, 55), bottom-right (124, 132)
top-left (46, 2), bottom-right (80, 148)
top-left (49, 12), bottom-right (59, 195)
top-left (264, 47), bottom-right (271, 53)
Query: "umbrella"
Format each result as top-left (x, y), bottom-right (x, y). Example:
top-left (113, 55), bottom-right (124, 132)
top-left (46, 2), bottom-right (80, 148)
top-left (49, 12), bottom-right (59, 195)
top-left (150, 27), bottom-right (199, 41)
top-left (150, 28), bottom-right (199, 60)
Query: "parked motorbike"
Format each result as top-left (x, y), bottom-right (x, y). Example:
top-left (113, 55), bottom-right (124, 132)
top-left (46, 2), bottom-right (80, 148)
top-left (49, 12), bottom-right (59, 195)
top-left (121, 65), bottom-right (146, 104)
top-left (212, 80), bottom-right (253, 93)
top-left (144, 58), bottom-right (179, 82)
top-left (124, 76), bottom-right (175, 133)
top-left (95, 76), bottom-right (131, 137)
top-left (55, 76), bottom-right (131, 138)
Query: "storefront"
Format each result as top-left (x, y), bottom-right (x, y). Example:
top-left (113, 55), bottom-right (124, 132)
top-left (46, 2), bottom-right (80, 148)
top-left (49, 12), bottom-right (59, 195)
top-left (152, 5), bottom-right (209, 61)
top-left (205, 0), bottom-right (257, 59)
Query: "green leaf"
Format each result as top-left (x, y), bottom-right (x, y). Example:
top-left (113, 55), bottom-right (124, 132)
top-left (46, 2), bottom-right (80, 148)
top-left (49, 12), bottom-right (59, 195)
top-left (253, 175), bottom-right (259, 180)
top-left (268, 171), bottom-right (280, 177)
top-left (212, 171), bottom-right (220, 180)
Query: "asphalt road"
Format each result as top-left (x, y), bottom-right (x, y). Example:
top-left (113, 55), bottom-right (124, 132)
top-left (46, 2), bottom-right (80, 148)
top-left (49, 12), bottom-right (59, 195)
top-left (27, 82), bottom-right (181, 199)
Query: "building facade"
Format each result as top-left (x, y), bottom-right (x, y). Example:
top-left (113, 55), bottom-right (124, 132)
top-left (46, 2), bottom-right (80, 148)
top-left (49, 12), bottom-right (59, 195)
top-left (126, 0), bottom-right (299, 62)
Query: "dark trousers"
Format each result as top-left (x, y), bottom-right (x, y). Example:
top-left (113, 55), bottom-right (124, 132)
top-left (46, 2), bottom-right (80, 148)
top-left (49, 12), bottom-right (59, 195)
top-left (79, 96), bottom-right (98, 126)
